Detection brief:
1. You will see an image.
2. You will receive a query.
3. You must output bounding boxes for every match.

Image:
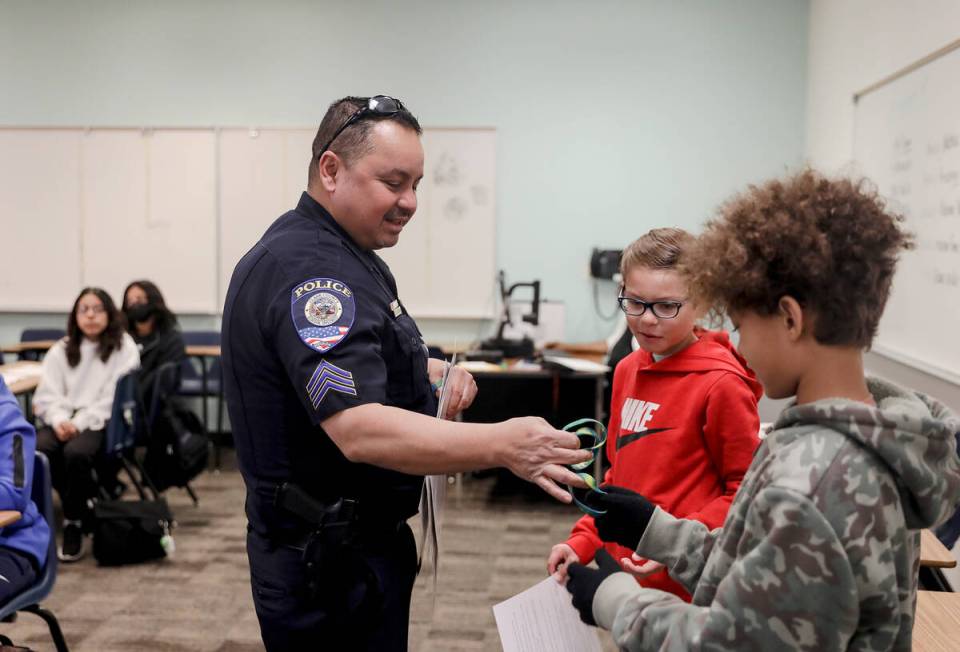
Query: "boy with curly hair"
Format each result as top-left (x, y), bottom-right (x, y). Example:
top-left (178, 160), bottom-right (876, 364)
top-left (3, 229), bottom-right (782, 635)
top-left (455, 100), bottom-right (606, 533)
top-left (565, 170), bottom-right (960, 650)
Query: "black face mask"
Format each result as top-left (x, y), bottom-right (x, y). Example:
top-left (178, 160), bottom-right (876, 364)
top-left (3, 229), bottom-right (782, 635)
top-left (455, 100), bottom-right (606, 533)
top-left (125, 303), bottom-right (154, 324)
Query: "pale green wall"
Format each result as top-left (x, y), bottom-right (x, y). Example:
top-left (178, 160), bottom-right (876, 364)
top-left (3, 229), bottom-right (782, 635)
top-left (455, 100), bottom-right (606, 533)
top-left (0, 0), bottom-right (808, 346)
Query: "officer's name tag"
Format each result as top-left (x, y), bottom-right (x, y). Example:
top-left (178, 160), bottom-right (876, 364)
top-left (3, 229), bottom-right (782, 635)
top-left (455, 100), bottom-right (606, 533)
top-left (291, 277), bottom-right (356, 354)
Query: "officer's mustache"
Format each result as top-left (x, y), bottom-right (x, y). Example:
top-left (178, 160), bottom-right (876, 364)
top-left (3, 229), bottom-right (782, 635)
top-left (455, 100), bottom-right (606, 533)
top-left (384, 209), bottom-right (413, 225)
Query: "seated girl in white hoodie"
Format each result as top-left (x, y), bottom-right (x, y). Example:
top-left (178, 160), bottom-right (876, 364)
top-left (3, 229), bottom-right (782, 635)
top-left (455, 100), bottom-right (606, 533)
top-left (34, 287), bottom-right (139, 562)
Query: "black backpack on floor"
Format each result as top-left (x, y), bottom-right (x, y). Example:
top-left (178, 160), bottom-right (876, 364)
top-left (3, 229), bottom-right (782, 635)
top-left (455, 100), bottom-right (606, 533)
top-left (142, 362), bottom-right (209, 496)
top-left (145, 398), bottom-right (209, 494)
top-left (94, 496), bottom-right (174, 566)
top-left (94, 372), bottom-right (176, 566)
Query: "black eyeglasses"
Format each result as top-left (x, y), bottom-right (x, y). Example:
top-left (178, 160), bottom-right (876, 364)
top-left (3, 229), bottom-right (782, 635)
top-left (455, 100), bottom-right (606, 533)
top-left (315, 95), bottom-right (406, 159)
top-left (617, 296), bottom-right (686, 319)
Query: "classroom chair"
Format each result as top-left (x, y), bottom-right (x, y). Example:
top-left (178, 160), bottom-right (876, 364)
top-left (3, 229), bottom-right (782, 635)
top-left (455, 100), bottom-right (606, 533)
top-left (0, 452), bottom-right (70, 652)
top-left (105, 372), bottom-right (142, 454)
top-left (17, 328), bottom-right (66, 362)
top-left (178, 331), bottom-right (224, 468)
top-left (99, 371), bottom-right (156, 501)
top-left (147, 362), bottom-right (201, 505)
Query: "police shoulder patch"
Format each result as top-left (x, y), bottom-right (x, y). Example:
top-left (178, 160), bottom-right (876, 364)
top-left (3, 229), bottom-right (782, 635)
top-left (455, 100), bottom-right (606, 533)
top-left (290, 277), bottom-right (356, 353)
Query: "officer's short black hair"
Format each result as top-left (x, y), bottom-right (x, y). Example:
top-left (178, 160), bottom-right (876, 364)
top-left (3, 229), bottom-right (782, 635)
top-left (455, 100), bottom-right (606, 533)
top-left (308, 96), bottom-right (422, 185)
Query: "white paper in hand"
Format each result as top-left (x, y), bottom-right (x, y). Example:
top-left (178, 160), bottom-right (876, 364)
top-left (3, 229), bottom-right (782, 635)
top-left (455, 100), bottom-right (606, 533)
top-left (418, 352), bottom-right (457, 588)
top-left (493, 577), bottom-right (603, 652)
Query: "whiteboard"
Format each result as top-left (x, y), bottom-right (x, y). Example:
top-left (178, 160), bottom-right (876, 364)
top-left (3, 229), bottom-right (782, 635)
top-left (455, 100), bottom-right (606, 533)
top-left (1, 126), bottom-right (494, 320)
top-left (220, 127), bottom-right (497, 319)
top-left (0, 130), bottom-right (83, 311)
top-left (853, 42), bottom-right (960, 384)
top-left (218, 128), bottom-right (314, 310)
top-left (82, 129), bottom-right (218, 313)
top-left (380, 128), bottom-right (497, 318)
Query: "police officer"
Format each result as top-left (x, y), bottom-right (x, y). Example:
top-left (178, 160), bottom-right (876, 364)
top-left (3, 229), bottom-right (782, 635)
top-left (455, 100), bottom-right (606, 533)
top-left (222, 95), bottom-right (591, 651)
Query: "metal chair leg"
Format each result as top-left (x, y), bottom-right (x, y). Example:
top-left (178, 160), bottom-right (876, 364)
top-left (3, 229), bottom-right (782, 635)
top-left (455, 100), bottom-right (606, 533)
top-left (919, 566), bottom-right (952, 591)
top-left (199, 358), bottom-right (210, 434)
top-left (213, 391), bottom-right (224, 470)
top-left (118, 457), bottom-right (148, 501)
top-left (23, 604), bottom-right (70, 652)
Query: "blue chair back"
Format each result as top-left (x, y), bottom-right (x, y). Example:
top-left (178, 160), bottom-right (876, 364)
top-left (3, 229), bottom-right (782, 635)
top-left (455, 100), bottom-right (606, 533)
top-left (18, 329), bottom-right (66, 362)
top-left (0, 452), bottom-right (56, 618)
top-left (20, 329), bottom-right (65, 343)
top-left (182, 331), bottom-right (220, 347)
top-left (0, 452), bottom-right (70, 651)
top-left (179, 331), bottom-right (222, 392)
top-left (105, 372), bottom-right (141, 455)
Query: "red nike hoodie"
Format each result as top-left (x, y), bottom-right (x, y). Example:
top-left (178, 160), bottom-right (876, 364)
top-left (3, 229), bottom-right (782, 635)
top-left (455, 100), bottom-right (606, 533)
top-left (565, 328), bottom-right (762, 600)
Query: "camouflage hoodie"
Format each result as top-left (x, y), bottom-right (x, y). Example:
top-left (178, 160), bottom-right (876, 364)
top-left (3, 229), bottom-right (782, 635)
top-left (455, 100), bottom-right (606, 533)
top-left (591, 376), bottom-right (960, 651)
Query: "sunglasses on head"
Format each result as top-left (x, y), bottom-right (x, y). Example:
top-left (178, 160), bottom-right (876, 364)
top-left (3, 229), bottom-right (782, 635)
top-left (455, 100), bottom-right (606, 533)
top-left (315, 95), bottom-right (406, 159)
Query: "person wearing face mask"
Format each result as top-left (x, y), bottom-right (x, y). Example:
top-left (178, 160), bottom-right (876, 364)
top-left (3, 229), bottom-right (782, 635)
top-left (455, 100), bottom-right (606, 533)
top-left (34, 288), bottom-right (140, 561)
top-left (121, 280), bottom-right (186, 408)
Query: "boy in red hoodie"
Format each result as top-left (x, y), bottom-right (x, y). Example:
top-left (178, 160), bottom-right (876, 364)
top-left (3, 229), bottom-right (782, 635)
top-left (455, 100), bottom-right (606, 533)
top-left (547, 228), bottom-right (761, 600)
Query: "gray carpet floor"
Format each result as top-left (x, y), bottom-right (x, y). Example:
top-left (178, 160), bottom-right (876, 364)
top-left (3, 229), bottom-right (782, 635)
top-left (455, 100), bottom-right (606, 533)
top-left (0, 455), bottom-right (615, 651)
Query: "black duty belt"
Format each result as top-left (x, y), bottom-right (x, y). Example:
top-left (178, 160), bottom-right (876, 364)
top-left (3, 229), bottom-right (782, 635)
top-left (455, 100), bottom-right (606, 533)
top-left (270, 482), bottom-right (387, 618)
top-left (270, 483), bottom-right (403, 549)
top-left (274, 482), bottom-right (353, 525)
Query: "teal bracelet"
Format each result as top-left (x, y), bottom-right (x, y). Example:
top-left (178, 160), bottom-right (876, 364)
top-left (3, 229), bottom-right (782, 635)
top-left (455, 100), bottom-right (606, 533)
top-left (562, 418), bottom-right (608, 516)
top-left (431, 378), bottom-right (444, 392)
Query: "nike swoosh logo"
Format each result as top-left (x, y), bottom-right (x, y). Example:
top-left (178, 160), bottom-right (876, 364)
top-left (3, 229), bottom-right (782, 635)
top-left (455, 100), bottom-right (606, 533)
top-left (616, 427), bottom-right (673, 451)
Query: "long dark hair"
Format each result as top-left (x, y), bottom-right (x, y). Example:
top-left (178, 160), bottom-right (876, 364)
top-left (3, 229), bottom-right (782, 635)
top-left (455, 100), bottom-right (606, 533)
top-left (122, 279), bottom-right (178, 334)
top-left (66, 287), bottom-right (125, 367)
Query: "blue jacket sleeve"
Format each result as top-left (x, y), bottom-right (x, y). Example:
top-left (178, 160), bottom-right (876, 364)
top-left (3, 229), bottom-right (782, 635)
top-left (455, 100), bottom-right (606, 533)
top-left (0, 377), bottom-right (36, 513)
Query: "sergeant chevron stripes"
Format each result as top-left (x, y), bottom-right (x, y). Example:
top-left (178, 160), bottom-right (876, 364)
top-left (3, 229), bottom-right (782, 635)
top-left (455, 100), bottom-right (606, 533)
top-left (306, 360), bottom-right (357, 407)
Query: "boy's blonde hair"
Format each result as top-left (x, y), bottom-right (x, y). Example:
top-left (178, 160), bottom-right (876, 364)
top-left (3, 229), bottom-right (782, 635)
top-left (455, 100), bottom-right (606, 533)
top-left (620, 228), bottom-right (695, 276)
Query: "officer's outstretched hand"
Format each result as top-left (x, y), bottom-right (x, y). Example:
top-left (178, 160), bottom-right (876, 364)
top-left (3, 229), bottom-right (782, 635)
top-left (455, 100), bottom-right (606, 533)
top-left (428, 359), bottom-right (478, 420)
top-left (566, 549), bottom-right (621, 626)
top-left (495, 417), bottom-right (592, 503)
top-left (589, 485), bottom-right (656, 551)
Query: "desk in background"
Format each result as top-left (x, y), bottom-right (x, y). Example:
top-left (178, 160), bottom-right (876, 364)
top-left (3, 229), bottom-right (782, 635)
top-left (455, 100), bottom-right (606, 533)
top-left (184, 344), bottom-right (224, 467)
top-left (0, 361), bottom-right (42, 396)
top-left (921, 529), bottom-right (957, 569)
top-left (461, 362), bottom-right (606, 424)
top-left (185, 345), bottom-right (221, 358)
top-left (919, 528), bottom-right (957, 592)
top-left (542, 341), bottom-right (607, 364)
top-left (0, 340), bottom-right (57, 356)
top-left (915, 590), bottom-right (960, 651)
top-left (0, 361), bottom-right (42, 419)
top-left (458, 359), bottom-right (609, 484)
top-left (0, 340), bottom-right (56, 365)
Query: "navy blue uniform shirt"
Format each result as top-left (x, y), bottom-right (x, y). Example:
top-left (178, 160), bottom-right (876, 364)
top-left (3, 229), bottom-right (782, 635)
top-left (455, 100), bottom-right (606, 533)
top-left (223, 192), bottom-right (436, 537)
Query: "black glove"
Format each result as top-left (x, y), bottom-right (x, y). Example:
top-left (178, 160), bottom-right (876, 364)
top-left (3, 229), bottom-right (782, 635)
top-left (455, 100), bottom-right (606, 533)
top-left (589, 485), bottom-right (656, 551)
top-left (566, 548), bottom-right (621, 626)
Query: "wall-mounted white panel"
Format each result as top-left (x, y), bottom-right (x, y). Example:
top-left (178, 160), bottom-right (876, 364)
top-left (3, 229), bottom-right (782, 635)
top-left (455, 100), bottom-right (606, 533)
top-left (380, 128), bottom-right (497, 319)
top-left (0, 130), bottom-right (82, 311)
top-left (218, 128), bottom-right (313, 310)
top-left (853, 43), bottom-right (960, 383)
top-left (81, 129), bottom-right (217, 312)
